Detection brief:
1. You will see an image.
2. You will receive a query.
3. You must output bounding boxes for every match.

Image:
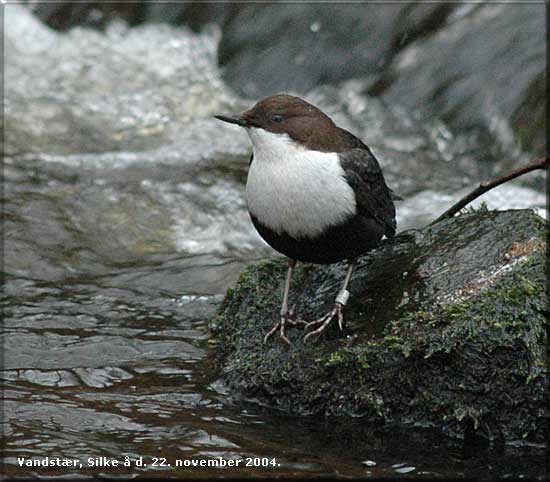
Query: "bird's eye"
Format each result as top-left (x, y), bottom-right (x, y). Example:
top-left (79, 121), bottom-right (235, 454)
top-left (271, 114), bottom-right (283, 123)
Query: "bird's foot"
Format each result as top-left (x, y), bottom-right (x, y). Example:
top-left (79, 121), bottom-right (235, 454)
top-left (286, 303), bottom-right (307, 326)
top-left (263, 305), bottom-right (306, 344)
top-left (303, 289), bottom-right (349, 343)
top-left (303, 303), bottom-right (344, 343)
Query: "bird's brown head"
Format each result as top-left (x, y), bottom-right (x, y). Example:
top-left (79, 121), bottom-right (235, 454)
top-left (215, 94), bottom-right (340, 152)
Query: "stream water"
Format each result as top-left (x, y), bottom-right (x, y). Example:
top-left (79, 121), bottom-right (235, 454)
top-left (3, 5), bottom-right (546, 479)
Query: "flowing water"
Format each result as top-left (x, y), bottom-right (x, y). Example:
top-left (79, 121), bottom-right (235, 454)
top-left (3, 5), bottom-right (546, 479)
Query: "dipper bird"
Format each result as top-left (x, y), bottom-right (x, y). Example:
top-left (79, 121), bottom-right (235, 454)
top-left (215, 94), bottom-right (398, 344)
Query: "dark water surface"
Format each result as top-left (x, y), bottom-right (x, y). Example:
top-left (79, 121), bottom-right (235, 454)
top-left (3, 4), bottom-right (546, 480)
top-left (3, 256), bottom-right (546, 479)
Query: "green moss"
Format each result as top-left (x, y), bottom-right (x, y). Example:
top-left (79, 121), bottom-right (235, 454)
top-left (356, 352), bottom-right (371, 369)
top-left (377, 245), bottom-right (545, 368)
top-left (325, 351), bottom-right (345, 367)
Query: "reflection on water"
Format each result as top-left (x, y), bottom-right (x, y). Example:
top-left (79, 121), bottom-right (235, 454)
top-left (3, 4), bottom-right (545, 479)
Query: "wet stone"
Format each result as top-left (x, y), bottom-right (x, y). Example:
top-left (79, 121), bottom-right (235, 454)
top-left (211, 209), bottom-right (547, 443)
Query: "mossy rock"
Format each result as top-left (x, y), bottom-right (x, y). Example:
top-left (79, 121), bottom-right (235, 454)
top-left (210, 209), bottom-right (547, 443)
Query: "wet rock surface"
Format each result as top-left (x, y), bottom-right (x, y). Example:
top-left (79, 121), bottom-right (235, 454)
top-left (212, 209), bottom-right (547, 442)
top-left (216, 4), bottom-right (455, 98)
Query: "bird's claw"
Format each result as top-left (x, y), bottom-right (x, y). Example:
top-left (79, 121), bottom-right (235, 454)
top-left (263, 320), bottom-right (288, 344)
top-left (303, 302), bottom-right (345, 343)
top-left (263, 307), bottom-right (305, 344)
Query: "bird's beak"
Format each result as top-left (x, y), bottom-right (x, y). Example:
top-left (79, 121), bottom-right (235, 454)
top-left (214, 114), bottom-right (248, 127)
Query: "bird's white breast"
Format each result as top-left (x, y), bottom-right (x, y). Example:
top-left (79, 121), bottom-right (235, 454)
top-left (245, 128), bottom-right (357, 239)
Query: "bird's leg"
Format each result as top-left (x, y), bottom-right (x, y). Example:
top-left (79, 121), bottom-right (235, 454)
top-left (263, 259), bottom-right (299, 344)
top-left (284, 270), bottom-right (310, 323)
top-left (286, 288), bottom-right (307, 325)
top-left (303, 259), bottom-right (357, 343)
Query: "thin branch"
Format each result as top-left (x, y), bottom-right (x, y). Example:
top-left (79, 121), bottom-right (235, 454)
top-left (431, 156), bottom-right (549, 225)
